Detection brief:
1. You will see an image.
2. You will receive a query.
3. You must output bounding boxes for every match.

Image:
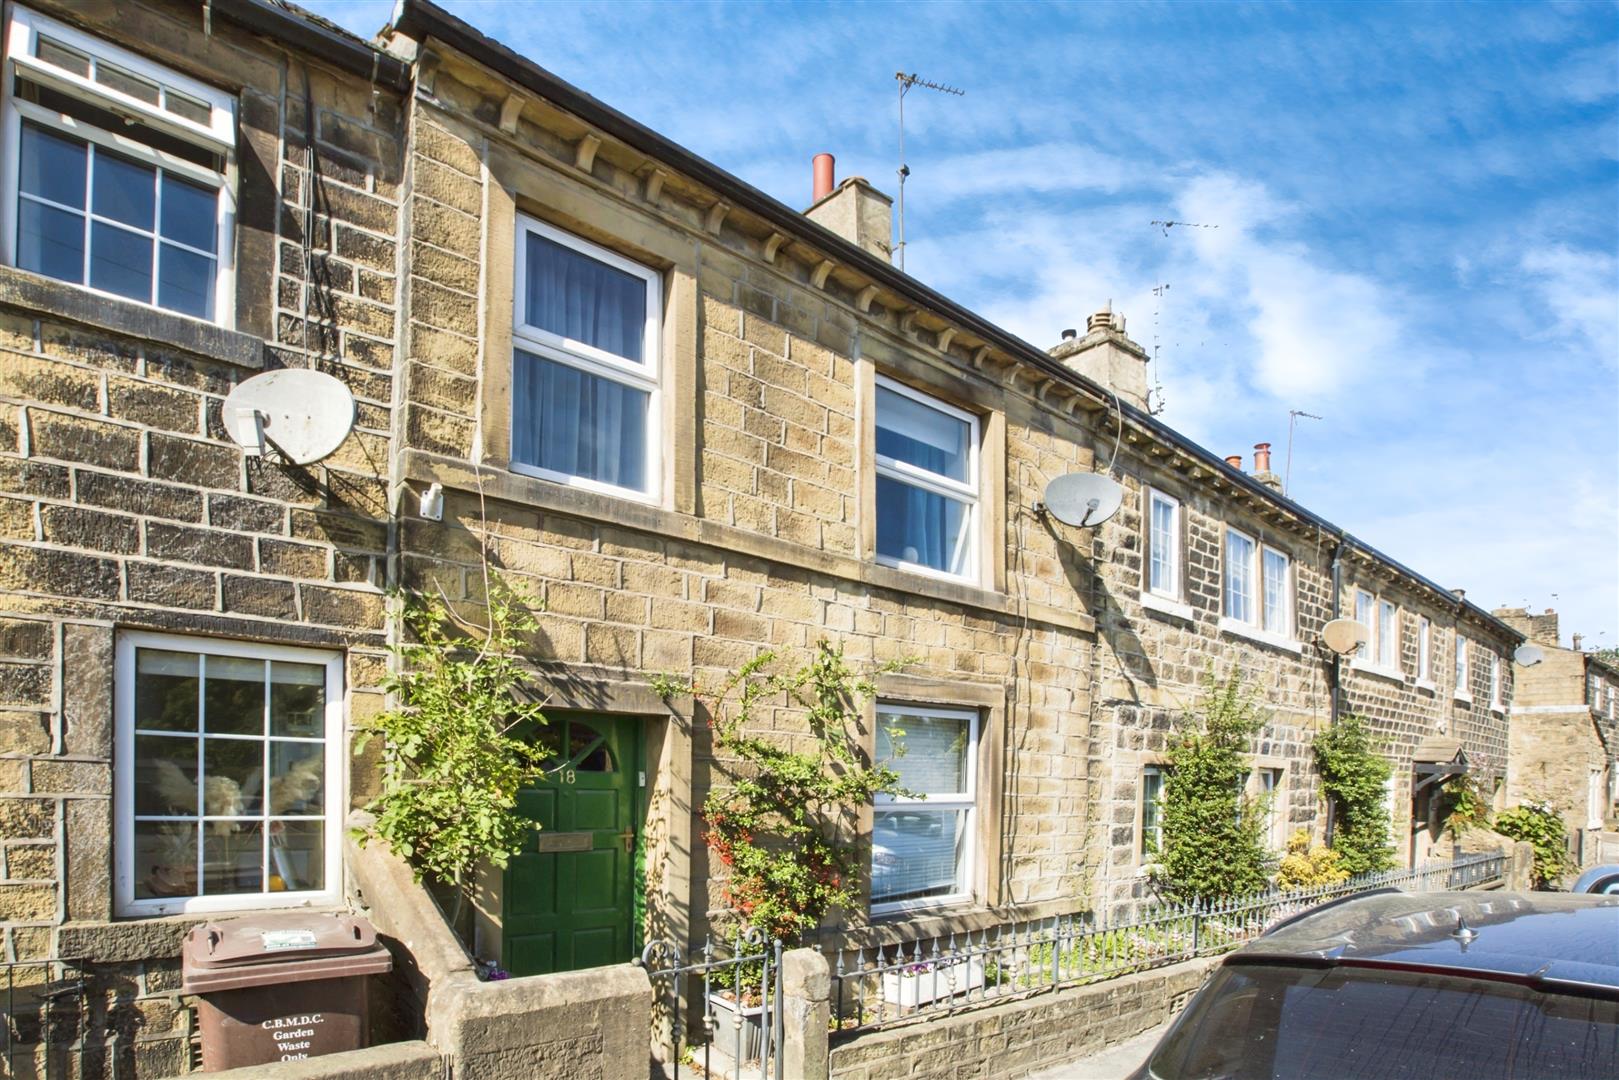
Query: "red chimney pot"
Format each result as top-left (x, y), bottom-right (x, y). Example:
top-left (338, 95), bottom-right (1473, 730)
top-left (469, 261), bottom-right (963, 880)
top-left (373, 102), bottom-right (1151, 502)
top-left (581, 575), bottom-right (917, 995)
top-left (1225, 454), bottom-right (1243, 470)
top-left (813, 153), bottom-right (835, 203)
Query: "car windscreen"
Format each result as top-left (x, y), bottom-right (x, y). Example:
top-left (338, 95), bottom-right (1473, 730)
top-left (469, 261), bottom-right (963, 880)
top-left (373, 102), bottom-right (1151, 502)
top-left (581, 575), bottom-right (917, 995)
top-left (1145, 961), bottom-right (1619, 1079)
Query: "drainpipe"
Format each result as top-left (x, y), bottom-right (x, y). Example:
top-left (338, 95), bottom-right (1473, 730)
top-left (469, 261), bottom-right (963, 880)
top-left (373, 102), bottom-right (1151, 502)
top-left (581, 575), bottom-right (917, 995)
top-left (1329, 536), bottom-right (1348, 729)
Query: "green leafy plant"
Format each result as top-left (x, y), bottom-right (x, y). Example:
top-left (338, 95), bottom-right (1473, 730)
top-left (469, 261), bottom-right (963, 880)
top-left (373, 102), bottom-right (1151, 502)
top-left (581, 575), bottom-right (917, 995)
top-left (354, 578), bottom-right (549, 914)
top-left (1273, 828), bottom-right (1350, 890)
top-left (1313, 714), bottom-right (1396, 876)
top-left (689, 640), bottom-right (908, 941)
top-left (1493, 799), bottom-right (1574, 889)
top-left (1153, 671), bottom-right (1271, 902)
top-left (1439, 773), bottom-right (1492, 837)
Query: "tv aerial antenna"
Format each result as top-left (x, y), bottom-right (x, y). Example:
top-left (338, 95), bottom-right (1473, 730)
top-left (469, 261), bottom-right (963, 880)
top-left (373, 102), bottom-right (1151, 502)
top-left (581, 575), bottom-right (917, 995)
top-left (895, 71), bottom-right (964, 272)
top-left (1284, 409), bottom-right (1322, 496)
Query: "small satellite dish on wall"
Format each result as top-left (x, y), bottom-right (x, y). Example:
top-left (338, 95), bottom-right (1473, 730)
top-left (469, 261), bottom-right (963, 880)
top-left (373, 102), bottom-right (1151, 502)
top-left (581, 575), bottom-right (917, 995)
top-left (1514, 644), bottom-right (1545, 668)
top-left (1042, 473), bottom-right (1124, 528)
top-left (1320, 618), bottom-right (1369, 655)
top-left (222, 369), bottom-right (355, 465)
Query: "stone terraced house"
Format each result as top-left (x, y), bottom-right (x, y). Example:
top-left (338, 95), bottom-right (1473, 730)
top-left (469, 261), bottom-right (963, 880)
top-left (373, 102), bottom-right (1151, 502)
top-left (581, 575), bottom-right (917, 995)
top-left (1497, 606), bottom-right (1619, 865)
top-left (0, 0), bottom-right (1526, 1075)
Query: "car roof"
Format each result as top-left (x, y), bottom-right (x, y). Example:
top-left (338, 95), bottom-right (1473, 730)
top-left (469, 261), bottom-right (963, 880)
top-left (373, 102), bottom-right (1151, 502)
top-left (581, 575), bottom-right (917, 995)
top-left (1231, 890), bottom-right (1619, 991)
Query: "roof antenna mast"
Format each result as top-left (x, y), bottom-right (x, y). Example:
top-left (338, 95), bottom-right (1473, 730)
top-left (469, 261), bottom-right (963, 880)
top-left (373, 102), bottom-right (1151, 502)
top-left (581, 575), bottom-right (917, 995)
top-left (895, 71), bottom-right (964, 272)
top-left (1284, 409), bottom-right (1323, 497)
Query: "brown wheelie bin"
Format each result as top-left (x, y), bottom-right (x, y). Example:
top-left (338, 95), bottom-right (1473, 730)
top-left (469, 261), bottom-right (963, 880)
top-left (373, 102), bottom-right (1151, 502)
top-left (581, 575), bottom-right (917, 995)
top-left (181, 912), bottom-right (391, 1071)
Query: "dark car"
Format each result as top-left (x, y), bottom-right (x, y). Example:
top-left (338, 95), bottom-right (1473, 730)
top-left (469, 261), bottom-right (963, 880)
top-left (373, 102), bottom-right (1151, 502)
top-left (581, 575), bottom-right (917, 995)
top-left (1129, 890), bottom-right (1619, 1079)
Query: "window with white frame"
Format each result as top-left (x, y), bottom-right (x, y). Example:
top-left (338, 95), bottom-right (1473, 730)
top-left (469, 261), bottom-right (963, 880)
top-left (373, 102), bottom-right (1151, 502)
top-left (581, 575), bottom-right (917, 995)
top-left (1456, 635), bottom-right (1470, 698)
top-left (874, 376), bottom-right (979, 581)
top-left (1223, 527), bottom-right (1291, 637)
top-left (1377, 600), bottom-right (1397, 669)
top-left (1141, 764), bottom-right (1166, 858)
top-left (1355, 590), bottom-right (1375, 661)
top-left (1418, 616), bottom-right (1432, 682)
top-left (511, 215), bottom-right (661, 499)
top-left (1255, 767), bottom-right (1283, 848)
top-left (1490, 653), bottom-right (1503, 710)
top-left (1223, 529), bottom-right (1255, 624)
top-left (1590, 770), bottom-right (1606, 831)
top-left (115, 633), bottom-right (342, 917)
top-left (1145, 488), bottom-right (1181, 599)
top-left (2, 7), bottom-right (235, 322)
top-left (872, 703), bottom-right (977, 910)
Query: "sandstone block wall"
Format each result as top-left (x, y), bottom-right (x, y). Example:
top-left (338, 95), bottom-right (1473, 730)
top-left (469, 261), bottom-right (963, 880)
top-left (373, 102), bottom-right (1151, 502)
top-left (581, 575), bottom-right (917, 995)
top-left (0, 2), bottom-right (404, 1075)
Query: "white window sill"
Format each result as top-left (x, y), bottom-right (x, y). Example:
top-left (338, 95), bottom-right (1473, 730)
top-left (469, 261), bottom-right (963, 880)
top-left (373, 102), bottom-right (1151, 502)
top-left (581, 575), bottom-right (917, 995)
top-left (1218, 617), bottom-right (1303, 654)
top-left (1415, 678), bottom-right (1438, 693)
top-left (1453, 691), bottom-right (1473, 705)
top-left (1140, 591), bottom-right (1195, 621)
top-left (1490, 703), bottom-right (1504, 715)
top-left (871, 893), bottom-right (973, 919)
top-left (1349, 658), bottom-right (1405, 683)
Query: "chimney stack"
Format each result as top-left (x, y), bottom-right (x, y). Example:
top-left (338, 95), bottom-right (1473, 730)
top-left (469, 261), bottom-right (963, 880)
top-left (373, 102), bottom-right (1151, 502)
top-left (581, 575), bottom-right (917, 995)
top-left (805, 156), bottom-right (893, 261)
top-left (1452, 588), bottom-right (1466, 601)
top-left (1251, 441), bottom-right (1283, 492)
top-left (1048, 302), bottom-right (1150, 409)
top-left (812, 153), bottom-right (835, 203)
top-left (1574, 633), bottom-right (1584, 652)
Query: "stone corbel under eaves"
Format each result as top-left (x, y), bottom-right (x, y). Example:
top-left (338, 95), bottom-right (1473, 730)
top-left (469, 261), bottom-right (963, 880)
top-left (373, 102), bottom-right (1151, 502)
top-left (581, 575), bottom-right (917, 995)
top-left (705, 201), bottom-right (730, 235)
top-left (574, 133), bottom-right (601, 173)
top-left (935, 327), bottom-right (956, 353)
top-left (855, 284), bottom-right (880, 313)
top-left (763, 232), bottom-right (790, 264)
top-left (498, 92), bottom-right (526, 134)
top-left (810, 259), bottom-right (835, 290)
top-left (643, 167), bottom-right (669, 204)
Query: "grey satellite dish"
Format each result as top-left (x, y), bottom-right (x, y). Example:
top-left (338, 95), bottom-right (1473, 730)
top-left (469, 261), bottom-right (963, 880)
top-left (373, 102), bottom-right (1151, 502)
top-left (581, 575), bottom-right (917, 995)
top-left (1321, 618), bottom-right (1369, 655)
top-left (1042, 473), bottom-right (1124, 528)
top-left (222, 369), bottom-right (355, 466)
top-left (1513, 644), bottom-right (1544, 668)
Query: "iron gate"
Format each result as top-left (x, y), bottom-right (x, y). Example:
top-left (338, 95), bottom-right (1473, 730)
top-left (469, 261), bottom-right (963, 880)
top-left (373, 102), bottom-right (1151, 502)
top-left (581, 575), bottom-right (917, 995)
top-left (638, 929), bottom-right (783, 1080)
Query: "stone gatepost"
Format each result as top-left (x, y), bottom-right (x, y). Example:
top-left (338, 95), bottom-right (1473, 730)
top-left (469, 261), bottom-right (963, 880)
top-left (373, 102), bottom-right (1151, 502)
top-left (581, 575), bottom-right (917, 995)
top-left (780, 948), bottom-right (831, 1080)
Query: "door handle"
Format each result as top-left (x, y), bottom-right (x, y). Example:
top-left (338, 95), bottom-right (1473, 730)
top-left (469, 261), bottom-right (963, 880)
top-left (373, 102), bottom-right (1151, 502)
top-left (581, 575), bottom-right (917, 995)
top-left (618, 829), bottom-right (635, 853)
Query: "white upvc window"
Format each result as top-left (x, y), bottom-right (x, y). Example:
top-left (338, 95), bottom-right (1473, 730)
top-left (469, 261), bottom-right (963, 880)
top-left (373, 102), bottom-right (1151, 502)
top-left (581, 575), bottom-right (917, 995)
top-left (1145, 488), bottom-right (1181, 600)
top-left (1590, 770), bottom-right (1606, 831)
top-left (1223, 528), bottom-right (1255, 625)
top-left (114, 632), bottom-right (343, 917)
top-left (510, 214), bottom-right (662, 501)
top-left (1221, 528), bottom-right (1292, 642)
top-left (1257, 767), bottom-right (1284, 848)
top-left (1141, 764), bottom-right (1166, 859)
top-left (1377, 600), bottom-right (1397, 669)
top-left (1354, 590), bottom-right (1375, 662)
top-left (874, 376), bottom-right (980, 582)
top-left (1455, 635), bottom-right (1471, 700)
top-left (1418, 616), bottom-right (1433, 683)
top-left (1490, 653), bottom-right (1503, 711)
top-left (872, 703), bottom-right (978, 912)
top-left (1, 6), bottom-right (235, 323)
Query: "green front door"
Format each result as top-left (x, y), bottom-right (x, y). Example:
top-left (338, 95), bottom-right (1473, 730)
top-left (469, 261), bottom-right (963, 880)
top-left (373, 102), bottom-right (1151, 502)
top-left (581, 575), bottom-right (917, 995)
top-left (503, 714), bottom-right (639, 976)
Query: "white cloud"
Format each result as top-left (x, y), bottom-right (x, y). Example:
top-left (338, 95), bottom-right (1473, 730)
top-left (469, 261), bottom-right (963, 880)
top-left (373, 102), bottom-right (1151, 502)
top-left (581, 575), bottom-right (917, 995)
top-left (1519, 245), bottom-right (1619, 367)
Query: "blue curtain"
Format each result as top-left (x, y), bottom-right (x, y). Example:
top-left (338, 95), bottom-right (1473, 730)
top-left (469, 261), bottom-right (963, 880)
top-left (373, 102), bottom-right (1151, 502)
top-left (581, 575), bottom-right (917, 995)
top-left (513, 350), bottom-right (646, 490)
top-left (877, 475), bottom-right (964, 572)
top-left (524, 232), bottom-right (644, 362)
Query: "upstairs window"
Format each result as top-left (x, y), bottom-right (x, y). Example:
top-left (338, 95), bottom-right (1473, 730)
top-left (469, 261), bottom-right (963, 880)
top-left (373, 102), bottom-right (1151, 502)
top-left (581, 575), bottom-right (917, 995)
top-left (1456, 635), bottom-right (1471, 698)
top-left (874, 376), bottom-right (979, 581)
top-left (1224, 528), bottom-right (1291, 638)
top-left (1145, 488), bottom-right (1181, 599)
top-left (1377, 600), bottom-right (1397, 669)
top-left (872, 704), bottom-right (977, 911)
top-left (114, 633), bottom-right (342, 917)
top-left (1355, 590), bottom-right (1375, 661)
top-left (1223, 529), bottom-right (1256, 624)
top-left (3, 6), bottom-right (235, 322)
top-left (1490, 654), bottom-right (1503, 711)
top-left (1418, 616), bottom-right (1433, 682)
top-left (511, 216), bottom-right (661, 499)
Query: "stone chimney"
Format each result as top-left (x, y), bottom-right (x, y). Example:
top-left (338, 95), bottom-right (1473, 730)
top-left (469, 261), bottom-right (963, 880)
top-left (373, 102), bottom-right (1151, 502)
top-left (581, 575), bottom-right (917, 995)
top-left (1048, 303), bottom-right (1150, 409)
top-left (1495, 607), bottom-right (1561, 648)
top-left (1251, 442), bottom-right (1283, 493)
top-left (805, 156), bottom-right (893, 261)
top-left (1574, 633), bottom-right (1584, 652)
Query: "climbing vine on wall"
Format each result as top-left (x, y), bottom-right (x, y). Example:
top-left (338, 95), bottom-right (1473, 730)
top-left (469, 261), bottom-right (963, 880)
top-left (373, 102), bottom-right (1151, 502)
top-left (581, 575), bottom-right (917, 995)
top-left (1154, 670), bottom-right (1271, 902)
top-left (1312, 714), bottom-right (1396, 876)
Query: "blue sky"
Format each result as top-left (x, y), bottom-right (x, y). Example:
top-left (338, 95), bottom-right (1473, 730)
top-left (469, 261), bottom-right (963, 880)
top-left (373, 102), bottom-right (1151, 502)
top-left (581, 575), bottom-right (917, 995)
top-left (312, 0), bottom-right (1619, 647)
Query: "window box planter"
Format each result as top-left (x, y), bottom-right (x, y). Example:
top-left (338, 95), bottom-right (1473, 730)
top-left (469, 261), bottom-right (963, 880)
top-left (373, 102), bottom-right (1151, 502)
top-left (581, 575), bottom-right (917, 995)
top-left (881, 956), bottom-right (985, 1009)
top-left (706, 990), bottom-right (766, 1064)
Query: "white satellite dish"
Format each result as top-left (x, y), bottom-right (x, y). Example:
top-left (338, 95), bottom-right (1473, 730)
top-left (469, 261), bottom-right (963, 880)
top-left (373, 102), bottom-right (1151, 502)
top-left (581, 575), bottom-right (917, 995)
top-left (1321, 618), bottom-right (1369, 655)
top-left (222, 369), bottom-right (355, 466)
top-left (1513, 644), bottom-right (1544, 668)
top-left (1042, 473), bottom-right (1124, 528)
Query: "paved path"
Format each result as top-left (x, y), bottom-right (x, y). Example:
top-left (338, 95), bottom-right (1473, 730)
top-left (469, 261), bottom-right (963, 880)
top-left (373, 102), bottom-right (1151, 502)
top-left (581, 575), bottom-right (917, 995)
top-left (1018, 1021), bottom-right (1169, 1080)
